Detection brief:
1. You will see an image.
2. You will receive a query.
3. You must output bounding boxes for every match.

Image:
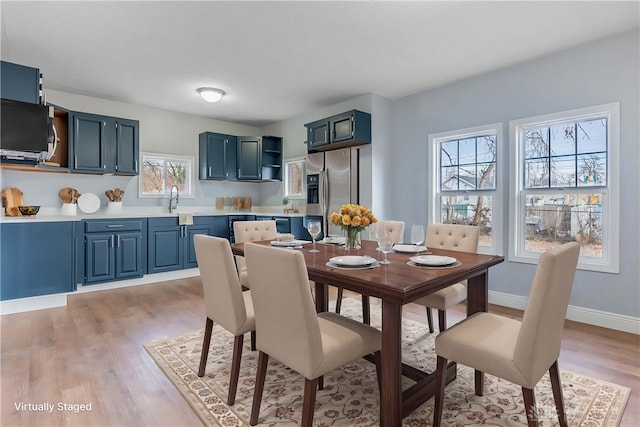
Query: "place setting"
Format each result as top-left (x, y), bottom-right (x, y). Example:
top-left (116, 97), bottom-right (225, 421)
top-left (407, 254), bottom-right (461, 269)
top-left (326, 255), bottom-right (380, 270)
top-left (269, 233), bottom-right (309, 249)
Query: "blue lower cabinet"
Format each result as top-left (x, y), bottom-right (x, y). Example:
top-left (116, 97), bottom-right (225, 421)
top-left (1, 221), bottom-right (76, 300)
top-left (148, 216), bottom-right (224, 273)
top-left (84, 219), bottom-right (146, 284)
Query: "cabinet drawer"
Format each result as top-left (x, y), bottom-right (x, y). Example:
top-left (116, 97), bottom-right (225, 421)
top-left (85, 219), bottom-right (144, 233)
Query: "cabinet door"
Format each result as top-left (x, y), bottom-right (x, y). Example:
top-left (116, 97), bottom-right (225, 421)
top-left (331, 112), bottom-right (354, 143)
top-left (306, 121), bottom-right (330, 151)
top-left (85, 233), bottom-right (115, 283)
top-left (237, 136), bottom-right (261, 180)
top-left (184, 225), bottom-right (212, 268)
top-left (115, 119), bottom-right (139, 175)
top-left (1, 222), bottom-right (75, 300)
top-left (115, 232), bottom-right (142, 279)
top-left (72, 112), bottom-right (107, 172)
top-left (147, 226), bottom-right (182, 273)
top-left (199, 133), bottom-right (237, 180)
top-left (0, 61), bottom-right (40, 104)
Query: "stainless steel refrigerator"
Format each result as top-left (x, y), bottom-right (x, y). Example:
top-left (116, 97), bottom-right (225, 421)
top-left (306, 147), bottom-right (359, 237)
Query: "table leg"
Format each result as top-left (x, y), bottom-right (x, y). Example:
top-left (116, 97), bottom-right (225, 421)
top-left (380, 299), bottom-right (402, 427)
top-left (466, 270), bottom-right (488, 393)
top-left (466, 270), bottom-right (488, 316)
top-left (314, 282), bottom-right (328, 313)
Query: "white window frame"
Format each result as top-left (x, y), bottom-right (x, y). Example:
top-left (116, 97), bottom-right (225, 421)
top-left (139, 152), bottom-right (195, 198)
top-left (283, 156), bottom-right (306, 199)
top-left (428, 123), bottom-right (503, 255)
top-left (509, 102), bottom-right (620, 273)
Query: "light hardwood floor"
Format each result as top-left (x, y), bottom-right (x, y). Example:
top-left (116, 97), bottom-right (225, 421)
top-left (1, 277), bottom-right (638, 426)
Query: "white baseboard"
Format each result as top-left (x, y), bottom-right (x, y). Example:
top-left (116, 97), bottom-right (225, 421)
top-left (0, 269), bottom-right (200, 315)
top-left (489, 290), bottom-right (640, 335)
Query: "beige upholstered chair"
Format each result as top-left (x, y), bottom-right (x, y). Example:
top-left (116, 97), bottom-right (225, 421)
top-left (193, 235), bottom-right (256, 406)
top-left (433, 242), bottom-right (580, 427)
top-left (233, 220), bottom-right (278, 288)
top-left (244, 243), bottom-right (382, 427)
top-left (335, 220), bottom-right (405, 318)
top-left (413, 223), bottom-right (480, 333)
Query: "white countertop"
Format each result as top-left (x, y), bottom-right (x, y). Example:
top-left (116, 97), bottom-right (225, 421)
top-left (0, 206), bottom-right (305, 223)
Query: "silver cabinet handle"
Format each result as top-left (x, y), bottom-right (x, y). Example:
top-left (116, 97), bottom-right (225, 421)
top-left (209, 167), bottom-right (212, 176)
top-left (116, 235), bottom-right (120, 247)
top-left (110, 235), bottom-right (114, 247)
top-left (107, 224), bottom-right (123, 228)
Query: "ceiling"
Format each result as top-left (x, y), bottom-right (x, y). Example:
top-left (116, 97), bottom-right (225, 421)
top-left (1, 1), bottom-right (638, 127)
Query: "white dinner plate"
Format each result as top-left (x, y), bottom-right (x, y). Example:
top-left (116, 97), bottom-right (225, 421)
top-left (410, 255), bottom-right (457, 266)
top-left (393, 244), bottom-right (427, 253)
top-left (323, 236), bottom-right (346, 245)
top-left (77, 193), bottom-right (100, 214)
top-left (270, 240), bottom-right (305, 247)
top-left (326, 261), bottom-right (380, 270)
top-left (329, 255), bottom-right (376, 267)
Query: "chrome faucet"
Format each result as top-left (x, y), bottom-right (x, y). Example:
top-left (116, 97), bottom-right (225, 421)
top-left (169, 185), bottom-right (179, 213)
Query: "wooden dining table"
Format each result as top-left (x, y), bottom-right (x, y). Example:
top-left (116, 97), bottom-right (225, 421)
top-left (231, 239), bottom-right (504, 427)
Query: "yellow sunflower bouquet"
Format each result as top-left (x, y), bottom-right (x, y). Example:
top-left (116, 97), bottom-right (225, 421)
top-left (330, 204), bottom-right (377, 250)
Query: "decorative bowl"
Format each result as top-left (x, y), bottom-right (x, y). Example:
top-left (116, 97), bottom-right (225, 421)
top-left (18, 205), bottom-right (40, 216)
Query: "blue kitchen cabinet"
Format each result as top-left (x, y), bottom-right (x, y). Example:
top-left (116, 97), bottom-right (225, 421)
top-left (199, 132), bottom-right (237, 180)
top-left (237, 136), bottom-right (262, 180)
top-left (305, 110), bottom-right (371, 153)
top-left (1, 221), bottom-right (76, 300)
top-left (0, 60), bottom-right (41, 104)
top-left (148, 216), bottom-right (224, 273)
top-left (70, 112), bottom-right (139, 175)
top-left (260, 136), bottom-right (283, 181)
top-left (305, 119), bottom-right (330, 151)
top-left (84, 219), bottom-right (146, 284)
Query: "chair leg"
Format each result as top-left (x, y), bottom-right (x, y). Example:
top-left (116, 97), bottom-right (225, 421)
top-left (318, 375), bottom-right (324, 390)
top-left (250, 330), bottom-right (256, 351)
top-left (522, 386), bottom-right (540, 427)
top-left (362, 295), bottom-right (371, 325)
top-left (250, 351), bottom-right (269, 426)
top-left (433, 355), bottom-right (448, 427)
top-left (426, 307), bottom-right (435, 333)
top-left (227, 335), bottom-right (244, 405)
top-left (374, 351), bottom-right (382, 393)
top-left (438, 309), bottom-right (447, 332)
top-left (302, 378), bottom-right (319, 427)
top-left (335, 287), bottom-right (343, 313)
top-left (549, 361), bottom-right (568, 427)
top-left (198, 318), bottom-right (214, 377)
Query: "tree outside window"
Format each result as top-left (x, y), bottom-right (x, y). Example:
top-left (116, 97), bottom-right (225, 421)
top-left (140, 153), bottom-right (193, 197)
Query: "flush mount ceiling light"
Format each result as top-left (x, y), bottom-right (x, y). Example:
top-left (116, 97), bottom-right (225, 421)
top-left (197, 87), bottom-right (225, 103)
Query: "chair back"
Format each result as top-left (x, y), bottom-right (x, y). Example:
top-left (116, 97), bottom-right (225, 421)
top-left (233, 220), bottom-right (278, 272)
top-left (514, 242), bottom-right (580, 383)
top-left (193, 235), bottom-right (249, 335)
top-left (426, 223), bottom-right (480, 253)
top-left (244, 243), bottom-right (323, 377)
top-left (377, 220), bottom-right (405, 244)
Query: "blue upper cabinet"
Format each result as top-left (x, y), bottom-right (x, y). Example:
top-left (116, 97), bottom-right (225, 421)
top-left (70, 112), bottom-right (139, 175)
top-left (0, 60), bottom-right (42, 104)
top-left (305, 110), bottom-right (371, 153)
top-left (237, 136), bottom-right (262, 180)
top-left (199, 132), bottom-right (237, 180)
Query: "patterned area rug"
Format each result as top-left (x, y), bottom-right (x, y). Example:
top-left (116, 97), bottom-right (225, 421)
top-left (145, 298), bottom-right (630, 426)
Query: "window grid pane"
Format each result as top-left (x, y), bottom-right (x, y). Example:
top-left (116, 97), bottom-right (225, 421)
top-left (440, 134), bottom-right (496, 193)
top-left (524, 118), bottom-right (607, 189)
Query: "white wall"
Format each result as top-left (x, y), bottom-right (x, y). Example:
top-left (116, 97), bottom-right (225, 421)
top-left (388, 30), bottom-right (639, 320)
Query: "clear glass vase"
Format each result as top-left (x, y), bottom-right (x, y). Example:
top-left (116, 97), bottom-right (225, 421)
top-left (345, 227), bottom-right (361, 251)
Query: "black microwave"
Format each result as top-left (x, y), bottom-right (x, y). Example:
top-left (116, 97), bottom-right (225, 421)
top-left (0, 98), bottom-right (55, 157)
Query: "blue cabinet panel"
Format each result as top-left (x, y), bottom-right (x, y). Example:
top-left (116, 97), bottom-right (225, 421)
top-left (83, 219), bottom-right (144, 284)
top-left (1, 222), bottom-right (75, 300)
top-left (0, 60), bottom-right (41, 104)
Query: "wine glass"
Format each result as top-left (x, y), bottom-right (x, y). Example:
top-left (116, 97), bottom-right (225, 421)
top-left (411, 224), bottom-right (425, 256)
top-left (375, 226), bottom-right (393, 264)
top-left (307, 220), bottom-right (321, 253)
